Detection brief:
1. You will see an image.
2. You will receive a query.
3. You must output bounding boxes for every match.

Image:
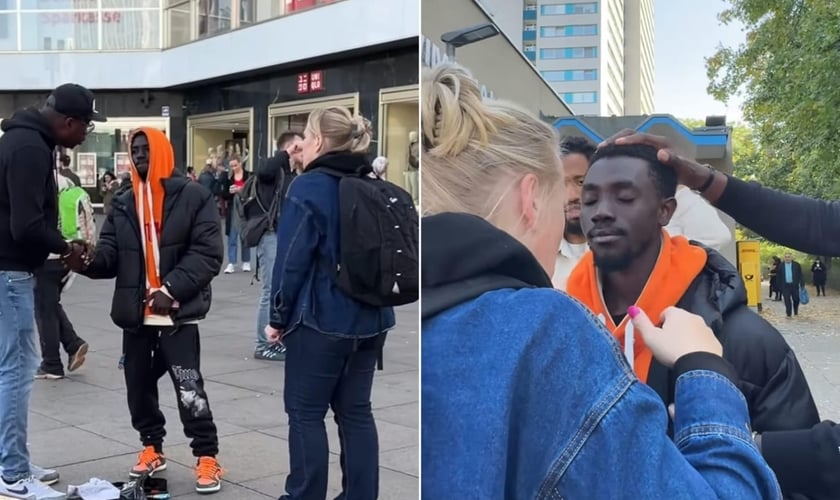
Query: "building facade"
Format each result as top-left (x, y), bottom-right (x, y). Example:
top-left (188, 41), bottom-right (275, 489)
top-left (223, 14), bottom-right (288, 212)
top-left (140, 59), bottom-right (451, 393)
top-left (422, 0), bottom-right (572, 119)
top-left (0, 0), bottom-right (419, 202)
top-left (480, 0), bottom-right (654, 116)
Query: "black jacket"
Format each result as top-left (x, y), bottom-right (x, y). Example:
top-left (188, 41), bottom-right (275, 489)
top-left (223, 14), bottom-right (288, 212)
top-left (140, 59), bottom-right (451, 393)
top-left (255, 151), bottom-right (296, 228)
top-left (84, 173), bottom-right (223, 329)
top-left (777, 260), bottom-right (805, 288)
top-left (647, 245), bottom-right (819, 433)
top-left (0, 109), bottom-right (68, 271)
top-left (713, 175), bottom-right (840, 499)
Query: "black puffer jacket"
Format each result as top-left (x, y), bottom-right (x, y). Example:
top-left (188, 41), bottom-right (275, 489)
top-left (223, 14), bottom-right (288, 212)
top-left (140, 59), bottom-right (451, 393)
top-left (84, 173), bottom-right (223, 329)
top-left (646, 243), bottom-right (820, 434)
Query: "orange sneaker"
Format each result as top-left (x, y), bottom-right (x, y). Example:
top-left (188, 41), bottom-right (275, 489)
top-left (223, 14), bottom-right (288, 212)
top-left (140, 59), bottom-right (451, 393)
top-left (129, 445), bottom-right (167, 478)
top-left (195, 456), bottom-right (223, 494)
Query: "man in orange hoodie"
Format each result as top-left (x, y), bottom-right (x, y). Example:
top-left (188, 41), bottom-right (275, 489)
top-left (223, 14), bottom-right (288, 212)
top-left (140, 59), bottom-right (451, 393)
top-left (75, 128), bottom-right (225, 493)
top-left (565, 143), bottom-right (819, 438)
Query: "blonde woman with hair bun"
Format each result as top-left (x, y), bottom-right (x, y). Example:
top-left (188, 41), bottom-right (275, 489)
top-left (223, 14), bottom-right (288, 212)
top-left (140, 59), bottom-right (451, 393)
top-left (421, 63), bottom-right (779, 499)
top-left (264, 106), bottom-right (395, 500)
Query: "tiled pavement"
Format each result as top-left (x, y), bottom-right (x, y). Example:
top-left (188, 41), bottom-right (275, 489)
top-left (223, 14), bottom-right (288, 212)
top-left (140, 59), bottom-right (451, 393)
top-left (29, 269), bottom-right (418, 499)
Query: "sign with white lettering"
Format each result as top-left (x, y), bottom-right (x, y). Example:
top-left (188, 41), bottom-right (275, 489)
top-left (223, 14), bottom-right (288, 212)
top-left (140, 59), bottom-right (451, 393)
top-left (421, 35), bottom-right (496, 100)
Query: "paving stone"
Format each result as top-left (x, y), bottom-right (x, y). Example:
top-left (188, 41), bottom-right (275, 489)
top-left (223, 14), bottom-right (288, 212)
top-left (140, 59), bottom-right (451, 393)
top-left (29, 265), bottom-right (418, 497)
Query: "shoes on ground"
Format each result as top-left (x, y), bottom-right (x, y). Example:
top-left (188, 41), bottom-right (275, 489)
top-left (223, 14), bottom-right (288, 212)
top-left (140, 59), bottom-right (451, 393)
top-left (0, 464), bottom-right (59, 487)
top-left (223, 264), bottom-right (235, 274)
top-left (34, 368), bottom-right (63, 380)
top-left (254, 343), bottom-right (286, 362)
top-left (67, 341), bottom-right (89, 372)
top-left (0, 474), bottom-right (63, 499)
top-left (130, 446), bottom-right (167, 478)
top-left (195, 456), bottom-right (223, 494)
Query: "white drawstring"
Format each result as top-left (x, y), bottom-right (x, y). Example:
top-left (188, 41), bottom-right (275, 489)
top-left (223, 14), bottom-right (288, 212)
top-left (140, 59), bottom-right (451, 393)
top-left (137, 180), bottom-right (161, 291)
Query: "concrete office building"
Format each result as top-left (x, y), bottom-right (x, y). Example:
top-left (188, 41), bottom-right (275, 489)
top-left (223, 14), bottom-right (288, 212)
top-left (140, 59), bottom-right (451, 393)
top-left (0, 0), bottom-right (418, 202)
top-left (480, 0), bottom-right (655, 116)
top-left (423, 0), bottom-right (572, 119)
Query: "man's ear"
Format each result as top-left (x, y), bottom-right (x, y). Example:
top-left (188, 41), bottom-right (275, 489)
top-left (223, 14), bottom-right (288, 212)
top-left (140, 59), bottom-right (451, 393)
top-left (659, 197), bottom-right (677, 227)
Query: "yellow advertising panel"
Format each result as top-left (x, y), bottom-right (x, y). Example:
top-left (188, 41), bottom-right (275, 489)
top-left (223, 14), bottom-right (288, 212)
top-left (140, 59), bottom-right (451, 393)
top-left (737, 240), bottom-right (763, 312)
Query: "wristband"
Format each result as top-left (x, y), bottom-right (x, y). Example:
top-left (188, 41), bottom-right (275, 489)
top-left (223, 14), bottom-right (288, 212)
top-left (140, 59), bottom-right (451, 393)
top-left (696, 165), bottom-right (717, 193)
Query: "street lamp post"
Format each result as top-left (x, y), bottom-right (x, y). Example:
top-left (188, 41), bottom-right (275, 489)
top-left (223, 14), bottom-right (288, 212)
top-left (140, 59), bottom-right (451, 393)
top-left (440, 22), bottom-right (501, 61)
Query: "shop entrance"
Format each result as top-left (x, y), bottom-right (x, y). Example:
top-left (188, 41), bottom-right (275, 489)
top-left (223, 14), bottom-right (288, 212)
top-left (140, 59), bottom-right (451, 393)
top-left (379, 85), bottom-right (419, 202)
top-left (266, 93), bottom-right (359, 157)
top-left (187, 108), bottom-right (255, 172)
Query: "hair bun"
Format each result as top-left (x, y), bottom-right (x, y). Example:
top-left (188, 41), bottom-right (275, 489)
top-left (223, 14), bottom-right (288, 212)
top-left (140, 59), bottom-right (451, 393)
top-left (421, 63), bottom-right (498, 157)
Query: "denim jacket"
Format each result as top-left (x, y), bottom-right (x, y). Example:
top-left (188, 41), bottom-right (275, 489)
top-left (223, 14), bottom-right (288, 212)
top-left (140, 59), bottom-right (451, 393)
top-left (421, 212), bottom-right (781, 499)
top-left (269, 152), bottom-right (395, 338)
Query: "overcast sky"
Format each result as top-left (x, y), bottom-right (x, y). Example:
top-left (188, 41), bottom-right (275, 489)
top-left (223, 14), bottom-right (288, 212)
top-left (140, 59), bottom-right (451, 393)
top-left (653, 0), bottom-right (747, 122)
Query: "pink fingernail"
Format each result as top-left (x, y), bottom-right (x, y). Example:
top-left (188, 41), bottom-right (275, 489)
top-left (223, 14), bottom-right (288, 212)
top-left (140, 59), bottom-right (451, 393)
top-left (627, 306), bottom-right (641, 318)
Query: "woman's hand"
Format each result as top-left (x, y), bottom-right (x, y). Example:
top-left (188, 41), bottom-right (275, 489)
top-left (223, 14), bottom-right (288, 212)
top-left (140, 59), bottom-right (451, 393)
top-left (264, 325), bottom-right (283, 344)
top-left (628, 305), bottom-right (723, 368)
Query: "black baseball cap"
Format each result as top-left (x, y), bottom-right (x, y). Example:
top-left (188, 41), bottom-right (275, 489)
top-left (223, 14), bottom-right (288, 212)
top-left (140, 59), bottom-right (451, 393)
top-left (46, 83), bottom-right (107, 122)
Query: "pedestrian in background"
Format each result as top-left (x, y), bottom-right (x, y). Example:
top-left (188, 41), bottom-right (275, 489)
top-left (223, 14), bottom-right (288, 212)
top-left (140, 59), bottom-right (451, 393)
top-left (811, 258), bottom-right (827, 297)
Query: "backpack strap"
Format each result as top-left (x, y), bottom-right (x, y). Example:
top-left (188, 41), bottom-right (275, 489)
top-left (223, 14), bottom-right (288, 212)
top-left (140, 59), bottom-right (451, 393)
top-left (421, 274), bottom-right (536, 319)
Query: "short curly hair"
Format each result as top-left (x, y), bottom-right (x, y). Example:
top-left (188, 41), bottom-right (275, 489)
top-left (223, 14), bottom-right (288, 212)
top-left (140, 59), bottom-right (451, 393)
top-left (590, 143), bottom-right (677, 198)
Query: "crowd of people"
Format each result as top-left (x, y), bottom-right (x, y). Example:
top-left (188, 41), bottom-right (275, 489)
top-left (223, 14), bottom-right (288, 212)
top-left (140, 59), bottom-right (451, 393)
top-left (0, 83), bottom-right (416, 499)
top-left (421, 62), bottom-right (840, 500)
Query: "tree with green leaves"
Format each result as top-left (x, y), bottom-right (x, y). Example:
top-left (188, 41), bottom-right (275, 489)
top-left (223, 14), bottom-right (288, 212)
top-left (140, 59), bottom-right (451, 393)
top-left (706, 0), bottom-right (840, 199)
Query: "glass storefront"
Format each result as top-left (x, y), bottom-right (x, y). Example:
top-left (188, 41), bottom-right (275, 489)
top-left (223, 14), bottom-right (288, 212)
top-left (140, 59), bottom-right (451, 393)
top-left (0, 0), bottom-right (341, 51)
top-left (266, 92), bottom-right (357, 156)
top-left (187, 108), bottom-right (254, 172)
top-left (0, 0), bottom-right (162, 50)
top-left (61, 117), bottom-right (170, 202)
top-left (164, 0), bottom-right (342, 48)
top-left (378, 86), bottom-right (419, 202)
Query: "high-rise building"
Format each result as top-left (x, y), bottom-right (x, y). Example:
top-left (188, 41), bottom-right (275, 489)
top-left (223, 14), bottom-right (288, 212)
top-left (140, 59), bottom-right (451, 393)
top-left (481, 0), bottom-right (654, 116)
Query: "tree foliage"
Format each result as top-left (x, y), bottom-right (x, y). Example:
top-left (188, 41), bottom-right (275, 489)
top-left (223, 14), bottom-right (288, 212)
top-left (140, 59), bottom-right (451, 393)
top-left (706, 0), bottom-right (840, 199)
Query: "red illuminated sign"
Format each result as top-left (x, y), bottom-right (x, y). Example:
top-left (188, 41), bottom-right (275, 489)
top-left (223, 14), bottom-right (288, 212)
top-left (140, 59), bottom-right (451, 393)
top-left (309, 70), bottom-right (323, 92)
top-left (296, 73), bottom-right (310, 94)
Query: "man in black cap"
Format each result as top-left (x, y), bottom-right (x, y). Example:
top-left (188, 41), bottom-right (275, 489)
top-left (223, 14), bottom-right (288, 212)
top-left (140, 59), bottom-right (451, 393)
top-left (0, 83), bottom-right (105, 500)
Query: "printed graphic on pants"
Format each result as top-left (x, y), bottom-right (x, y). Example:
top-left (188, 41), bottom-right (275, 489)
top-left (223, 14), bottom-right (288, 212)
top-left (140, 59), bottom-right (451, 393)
top-left (173, 365), bottom-right (210, 418)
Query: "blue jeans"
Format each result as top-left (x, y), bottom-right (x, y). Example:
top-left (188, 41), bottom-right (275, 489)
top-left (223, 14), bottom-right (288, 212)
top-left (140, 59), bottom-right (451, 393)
top-left (255, 231), bottom-right (276, 349)
top-left (0, 271), bottom-right (38, 481)
top-left (282, 328), bottom-right (385, 500)
top-left (227, 227), bottom-right (251, 265)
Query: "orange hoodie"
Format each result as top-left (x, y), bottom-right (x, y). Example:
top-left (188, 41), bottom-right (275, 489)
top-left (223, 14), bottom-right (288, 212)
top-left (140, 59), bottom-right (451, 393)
top-left (128, 127), bottom-right (175, 319)
top-left (566, 230), bottom-right (707, 383)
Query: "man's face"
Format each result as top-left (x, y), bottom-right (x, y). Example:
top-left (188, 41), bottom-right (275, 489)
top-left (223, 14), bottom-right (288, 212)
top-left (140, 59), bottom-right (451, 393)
top-left (55, 115), bottom-right (91, 148)
top-left (785, 253), bottom-right (792, 263)
top-left (282, 136), bottom-right (304, 167)
top-left (562, 152), bottom-right (590, 238)
top-left (131, 133), bottom-right (150, 178)
top-left (580, 156), bottom-right (675, 272)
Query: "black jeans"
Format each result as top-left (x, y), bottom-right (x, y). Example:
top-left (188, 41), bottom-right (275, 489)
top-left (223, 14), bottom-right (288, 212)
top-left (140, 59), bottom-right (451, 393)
top-left (815, 284), bottom-right (826, 296)
top-left (282, 327), bottom-right (386, 500)
top-left (34, 259), bottom-right (84, 374)
top-left (781, 283), bottom-right (800, 316)
top-left (122, 324), bottom-right (219, 457)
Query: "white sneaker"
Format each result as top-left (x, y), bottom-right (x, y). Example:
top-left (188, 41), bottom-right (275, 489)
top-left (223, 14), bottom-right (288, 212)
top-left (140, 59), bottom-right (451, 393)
top-left (223, 264), bottom-right (235, 274)
top-left (0, 475), bottom-right (63, 499)
top-left (0, 463), bottom-right (59, 485)
top-left (242, 262), bottom-right (251, 272)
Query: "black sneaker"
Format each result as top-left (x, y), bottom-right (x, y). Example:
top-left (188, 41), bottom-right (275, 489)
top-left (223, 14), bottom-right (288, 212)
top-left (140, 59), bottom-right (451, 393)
top-left (35, 368), bottom-right (64, 380)
top-left (67, 341), bottom-right (89, 372)
top-left (254, 344), bottom-right (286, 362)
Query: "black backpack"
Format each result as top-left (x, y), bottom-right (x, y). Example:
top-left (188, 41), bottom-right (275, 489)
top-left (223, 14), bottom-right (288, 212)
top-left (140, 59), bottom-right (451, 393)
top-left (237, 170), bottom-right (284, 248)
top-left (314, 166), bottom-right (418, 307)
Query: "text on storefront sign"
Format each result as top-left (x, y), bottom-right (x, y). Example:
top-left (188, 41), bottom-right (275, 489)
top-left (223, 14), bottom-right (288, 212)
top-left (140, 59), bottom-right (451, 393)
top-left (297, 70), bottom-right (324, 94)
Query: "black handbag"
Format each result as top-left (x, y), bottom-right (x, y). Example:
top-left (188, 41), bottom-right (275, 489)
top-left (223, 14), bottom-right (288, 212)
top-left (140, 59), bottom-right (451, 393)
top-left (239, 169), bottom-right (285, 248)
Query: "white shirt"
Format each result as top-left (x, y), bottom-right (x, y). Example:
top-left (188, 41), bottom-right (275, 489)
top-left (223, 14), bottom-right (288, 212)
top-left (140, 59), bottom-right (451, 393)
top-left (552, 238), bottom-right (589, 290)
top-left (666, 187), bottom-right (732, 251)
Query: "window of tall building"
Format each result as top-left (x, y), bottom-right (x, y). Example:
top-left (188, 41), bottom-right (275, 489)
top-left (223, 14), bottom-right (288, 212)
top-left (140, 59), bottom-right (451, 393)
top-left (197, 0), bottom-right (231, 37)
top-left (541, 69), bottom-right (598, 82)
top-left (541, 3), bottom-right (598, 16)
top-left (563, 91), bottom-right (598, 104)
top-left (539, 46), bottom-right (597, 59)
top-left (0, 0), bottom-right (17, 50)
top-left (540, 24), bottom-right (597, 37)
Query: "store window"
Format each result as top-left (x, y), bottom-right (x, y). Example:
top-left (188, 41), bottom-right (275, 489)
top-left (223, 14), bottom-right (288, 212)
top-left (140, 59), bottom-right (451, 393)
top-left (266, 93), bottom-right (358, 157)
top-left (0, 11), bottom-right (18, 51)
top-left (187, 109), bottom-right (253, 173)
top-left (378, 86), bottom-right (419, 203)
top-left (197, 0), bottom-right (231, 37)
top-left (102, 10), bottom-right (160, 49)
top-left (20, 11), bottom-right (99, 50)
top-left (166, 0), bottom-right (191, 46)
